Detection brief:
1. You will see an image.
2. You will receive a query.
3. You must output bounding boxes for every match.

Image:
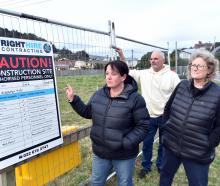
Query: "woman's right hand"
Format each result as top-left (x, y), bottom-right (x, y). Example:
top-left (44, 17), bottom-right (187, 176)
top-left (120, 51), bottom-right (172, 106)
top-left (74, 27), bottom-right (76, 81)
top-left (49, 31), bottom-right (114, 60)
top-left (65, 84), bottom-right (75, 102)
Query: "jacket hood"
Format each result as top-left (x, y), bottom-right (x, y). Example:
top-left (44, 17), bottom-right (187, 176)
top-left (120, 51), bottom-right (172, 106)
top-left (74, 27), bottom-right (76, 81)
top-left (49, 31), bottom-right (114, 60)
top-left (104, 75), bottom-right (138, 99)
top-left (149, 65), bottom-right (170, 75)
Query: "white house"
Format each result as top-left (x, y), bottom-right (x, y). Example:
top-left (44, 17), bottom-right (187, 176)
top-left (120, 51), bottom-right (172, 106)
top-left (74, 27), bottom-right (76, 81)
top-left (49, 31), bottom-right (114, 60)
top-left (74, 60), bottom-right (86, 69)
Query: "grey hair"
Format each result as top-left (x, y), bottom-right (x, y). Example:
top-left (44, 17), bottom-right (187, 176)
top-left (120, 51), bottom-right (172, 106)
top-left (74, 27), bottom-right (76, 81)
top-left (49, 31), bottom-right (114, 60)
top-left (152, 50), bottom-right (165, 61)
top-left (188, 49), bottom-right (218, 81)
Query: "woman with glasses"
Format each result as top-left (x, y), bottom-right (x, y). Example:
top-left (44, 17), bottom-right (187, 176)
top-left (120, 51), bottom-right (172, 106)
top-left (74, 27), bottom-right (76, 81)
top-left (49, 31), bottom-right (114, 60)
top-left (160, 49), bottom-right (220, 186)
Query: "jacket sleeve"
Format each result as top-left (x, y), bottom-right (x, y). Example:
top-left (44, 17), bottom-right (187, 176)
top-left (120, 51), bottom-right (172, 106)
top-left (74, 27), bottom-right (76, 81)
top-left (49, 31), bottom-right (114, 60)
top-left (69, 94), bottom-right (94, 119)
top-left (129, 69), bottom-right (141, 83)
top-left (209, 100), bottom-right (220, 149)
top-left (122, 95), bottom-right (150, 150)
top-left (163, 82), bottom-right (180, 124)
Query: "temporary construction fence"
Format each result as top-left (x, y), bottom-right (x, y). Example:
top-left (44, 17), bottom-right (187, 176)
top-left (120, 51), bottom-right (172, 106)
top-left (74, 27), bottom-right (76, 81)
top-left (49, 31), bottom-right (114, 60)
top-left (0, 9), bottom-right (167, 186)
top-left (0, 8), bottom-right (190, 69)
top-left (0, 8), bottom-right (170, 186)
top-left (1, 8), bottom-right (219, 186)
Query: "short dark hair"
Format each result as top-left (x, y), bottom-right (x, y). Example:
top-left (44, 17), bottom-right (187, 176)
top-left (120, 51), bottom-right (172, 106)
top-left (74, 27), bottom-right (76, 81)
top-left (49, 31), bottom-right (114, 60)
top-left (104, 60), bottom-right (131, 83)
top-left (104, 60), bottom-right (129, 76)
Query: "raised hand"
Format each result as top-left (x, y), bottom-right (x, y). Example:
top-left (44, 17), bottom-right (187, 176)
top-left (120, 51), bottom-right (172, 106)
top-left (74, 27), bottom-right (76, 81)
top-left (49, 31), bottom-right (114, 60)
top-left (65, 84), bottom-right (75, 102)
top-left (115, 47), bottom-right (126, 62)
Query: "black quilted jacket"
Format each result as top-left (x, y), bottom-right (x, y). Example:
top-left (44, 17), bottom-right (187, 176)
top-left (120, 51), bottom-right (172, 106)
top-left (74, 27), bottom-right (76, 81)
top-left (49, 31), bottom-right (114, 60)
top-left (70, 76), bottom-right (150, 159)
top-left (163, 80), bottom-right (220, 163)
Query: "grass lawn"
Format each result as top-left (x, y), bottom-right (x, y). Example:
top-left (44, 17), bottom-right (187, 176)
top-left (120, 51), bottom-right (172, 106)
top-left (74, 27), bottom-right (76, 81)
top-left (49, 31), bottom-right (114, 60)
top-left (56, 74), bottom-right (105, 127)
top-left (49, 75), bottom-right (220, 186)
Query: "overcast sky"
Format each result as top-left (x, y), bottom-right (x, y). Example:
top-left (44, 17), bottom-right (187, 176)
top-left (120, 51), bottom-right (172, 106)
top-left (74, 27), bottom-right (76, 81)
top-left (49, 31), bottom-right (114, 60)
top-left (0, 0), bottom-right (219, 48)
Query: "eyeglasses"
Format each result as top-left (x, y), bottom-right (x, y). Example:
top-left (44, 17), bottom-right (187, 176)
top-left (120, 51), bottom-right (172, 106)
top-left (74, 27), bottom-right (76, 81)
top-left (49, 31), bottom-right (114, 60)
top-left (190, 64), bottom-right (207, 70)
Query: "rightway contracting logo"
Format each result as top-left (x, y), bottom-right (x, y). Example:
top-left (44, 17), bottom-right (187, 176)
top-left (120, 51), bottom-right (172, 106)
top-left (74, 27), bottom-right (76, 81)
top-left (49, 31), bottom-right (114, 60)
top-left (43, 43), bottom-right (51, 53)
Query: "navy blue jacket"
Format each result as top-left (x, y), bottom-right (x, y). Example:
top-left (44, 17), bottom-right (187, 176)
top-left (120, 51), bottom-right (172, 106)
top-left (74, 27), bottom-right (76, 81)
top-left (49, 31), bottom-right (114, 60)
top-left (70, 76), bottom-right (150, 159)
top-left (163, 80), bottom-right (220, 163)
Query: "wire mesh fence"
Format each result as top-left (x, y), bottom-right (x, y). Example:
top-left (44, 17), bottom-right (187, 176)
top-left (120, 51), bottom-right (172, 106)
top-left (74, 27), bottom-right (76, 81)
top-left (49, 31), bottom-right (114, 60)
top-left (0, 8), bottom-right (220, 186)
top-left (0, 8), bottom-right (170, 69)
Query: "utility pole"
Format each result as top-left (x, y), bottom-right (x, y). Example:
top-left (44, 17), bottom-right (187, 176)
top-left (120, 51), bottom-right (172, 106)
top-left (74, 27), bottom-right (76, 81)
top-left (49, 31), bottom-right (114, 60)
top-left (214, 36), bottom-right (216, 50)
top-left (175, 41), bottom-right (178, 74)
top-left (167, 42), bottom-right (170, 67)
top-left (131, 49), bottom-right (133, 67)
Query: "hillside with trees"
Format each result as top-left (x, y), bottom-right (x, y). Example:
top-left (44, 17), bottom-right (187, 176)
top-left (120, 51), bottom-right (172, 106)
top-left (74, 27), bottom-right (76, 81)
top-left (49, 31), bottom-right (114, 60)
top-left (0, 27), bottom-right (89, 61)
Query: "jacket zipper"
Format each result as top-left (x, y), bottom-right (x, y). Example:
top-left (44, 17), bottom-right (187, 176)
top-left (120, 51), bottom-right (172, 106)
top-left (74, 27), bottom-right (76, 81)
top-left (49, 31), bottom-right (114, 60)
top-left (102, 98), bottom-right (112, 140)
top-left (179, 97), bottom-right (194, 154)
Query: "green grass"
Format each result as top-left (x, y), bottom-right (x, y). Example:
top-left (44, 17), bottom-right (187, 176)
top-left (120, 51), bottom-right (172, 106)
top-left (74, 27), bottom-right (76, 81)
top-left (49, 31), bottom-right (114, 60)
top-left (56, 75), bottom-right (105, 126)
top-left (48, 75), bottom-right (220, 186)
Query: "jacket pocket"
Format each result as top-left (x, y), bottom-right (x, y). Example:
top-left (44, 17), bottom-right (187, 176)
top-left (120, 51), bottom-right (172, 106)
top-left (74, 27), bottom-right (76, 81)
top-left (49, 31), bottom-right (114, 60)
top-left (104, 129), bottom-right (123, 151)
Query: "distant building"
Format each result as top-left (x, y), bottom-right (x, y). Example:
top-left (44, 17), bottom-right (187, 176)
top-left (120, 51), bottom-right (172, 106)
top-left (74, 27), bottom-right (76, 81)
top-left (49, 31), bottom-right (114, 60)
top-left (194, 41), bottom-right (212, 50)
top-left (55, 58), bottom-right (75, 70)
top-left (74, 60), bottom-right (87, 69)
top-left (179, 52), bottom-right (191, 59)
top-left (179, 48), bottom-right (194, 59)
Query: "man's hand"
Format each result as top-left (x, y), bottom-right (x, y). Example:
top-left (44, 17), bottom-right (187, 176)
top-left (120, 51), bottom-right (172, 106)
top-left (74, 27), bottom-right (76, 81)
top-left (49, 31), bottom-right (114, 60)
top-left (115, 47), bottom-right (126, 62)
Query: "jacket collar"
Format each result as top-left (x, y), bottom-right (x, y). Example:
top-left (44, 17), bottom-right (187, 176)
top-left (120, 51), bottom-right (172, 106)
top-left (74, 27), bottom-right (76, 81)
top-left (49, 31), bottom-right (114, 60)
top-left (104, 75), bottom-right (138, 99)
top-left (188, 79), bottom-right (213, 97)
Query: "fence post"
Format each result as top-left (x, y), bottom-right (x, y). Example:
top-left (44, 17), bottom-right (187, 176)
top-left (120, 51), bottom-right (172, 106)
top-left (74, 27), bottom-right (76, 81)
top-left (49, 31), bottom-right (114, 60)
top-left (0, 173), bottom-right (7, 186)
top-left (0, 170), bottom-right (16, 186)
top-left (0, 174), bottom-right (3, 186)
top-left (167, 42), bottom-right (171, 67)
top-left (175, 41), bottom-right (178, 73)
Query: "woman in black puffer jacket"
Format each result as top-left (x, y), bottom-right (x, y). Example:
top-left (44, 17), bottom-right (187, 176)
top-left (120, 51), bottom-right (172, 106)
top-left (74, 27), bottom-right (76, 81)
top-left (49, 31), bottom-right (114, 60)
top-left (160, 49), bottom-right (220, 186)
top-left (66, 60), bottom-right (150, 186)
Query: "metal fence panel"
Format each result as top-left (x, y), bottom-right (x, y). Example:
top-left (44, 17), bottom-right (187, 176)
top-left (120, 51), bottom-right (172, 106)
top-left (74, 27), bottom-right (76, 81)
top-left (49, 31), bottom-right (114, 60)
top-left (0, 8), bottom-right (220, 186)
